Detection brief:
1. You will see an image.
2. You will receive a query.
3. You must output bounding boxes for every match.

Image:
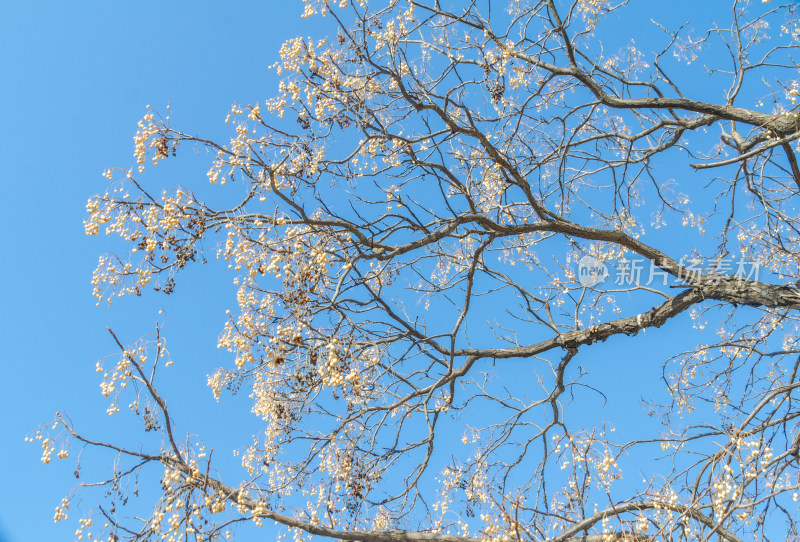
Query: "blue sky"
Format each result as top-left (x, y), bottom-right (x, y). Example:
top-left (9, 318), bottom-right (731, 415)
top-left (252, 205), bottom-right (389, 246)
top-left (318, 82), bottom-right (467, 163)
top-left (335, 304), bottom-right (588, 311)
top-left (0, 1), bottom-right (771, 541)
top-left (0, 2), bottom-right (308, 540)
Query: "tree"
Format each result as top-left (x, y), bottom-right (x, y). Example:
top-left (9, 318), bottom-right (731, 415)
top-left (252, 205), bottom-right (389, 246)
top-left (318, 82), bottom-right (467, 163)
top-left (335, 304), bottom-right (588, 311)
top-left (34, 0), bottom-right (800, 540)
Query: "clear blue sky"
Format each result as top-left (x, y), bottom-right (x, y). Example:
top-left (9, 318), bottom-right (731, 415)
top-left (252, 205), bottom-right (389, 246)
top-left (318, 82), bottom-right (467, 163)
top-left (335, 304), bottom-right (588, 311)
top-left (0, 1), bottom-right (752, 541)
top-left (0, 2), bottom-right (308, 540)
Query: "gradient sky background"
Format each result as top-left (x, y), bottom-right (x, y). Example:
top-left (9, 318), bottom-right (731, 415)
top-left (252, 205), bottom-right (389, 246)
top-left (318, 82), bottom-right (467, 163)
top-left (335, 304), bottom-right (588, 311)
top-left (0, 3), bottom-right (307, 540)
top-left (0, 2), bottom-right (764, 541)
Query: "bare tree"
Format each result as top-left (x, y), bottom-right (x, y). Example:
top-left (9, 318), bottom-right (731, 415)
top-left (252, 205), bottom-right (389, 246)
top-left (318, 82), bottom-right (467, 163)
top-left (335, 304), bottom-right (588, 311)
top-left (36, 1), bottom-right (800, 540)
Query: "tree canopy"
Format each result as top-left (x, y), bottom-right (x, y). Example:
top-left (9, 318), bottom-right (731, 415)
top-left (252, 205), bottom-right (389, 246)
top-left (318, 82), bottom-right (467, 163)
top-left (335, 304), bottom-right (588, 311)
top-left (36, 1), bottom-right (800, 541)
